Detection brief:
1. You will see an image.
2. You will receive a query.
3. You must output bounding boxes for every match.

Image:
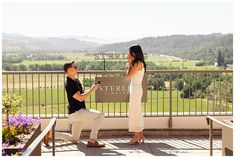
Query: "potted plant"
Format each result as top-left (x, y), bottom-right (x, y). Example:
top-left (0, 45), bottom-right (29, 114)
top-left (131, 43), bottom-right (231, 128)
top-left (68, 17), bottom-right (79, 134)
top-left (2, 94), bottom-right (40, 156)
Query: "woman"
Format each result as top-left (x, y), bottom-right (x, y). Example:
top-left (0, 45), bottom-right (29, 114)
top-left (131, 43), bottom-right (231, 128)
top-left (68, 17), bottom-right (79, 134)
top-left (125, 44), bottom-right (146, 145)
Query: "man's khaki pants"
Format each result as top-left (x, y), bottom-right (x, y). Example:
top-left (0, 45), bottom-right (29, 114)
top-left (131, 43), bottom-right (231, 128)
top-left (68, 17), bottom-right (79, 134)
top-left (55, 109), bottom-right (105, 142)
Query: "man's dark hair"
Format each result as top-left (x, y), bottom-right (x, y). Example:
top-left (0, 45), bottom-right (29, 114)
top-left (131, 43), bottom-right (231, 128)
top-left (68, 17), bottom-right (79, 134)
top-left (63, 61), bottom-right (74, 72)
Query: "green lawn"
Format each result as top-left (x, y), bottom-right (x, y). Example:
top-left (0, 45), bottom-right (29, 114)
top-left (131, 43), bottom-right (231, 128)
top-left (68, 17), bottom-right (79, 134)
top-left (3, 88), bottom-right (232, 116)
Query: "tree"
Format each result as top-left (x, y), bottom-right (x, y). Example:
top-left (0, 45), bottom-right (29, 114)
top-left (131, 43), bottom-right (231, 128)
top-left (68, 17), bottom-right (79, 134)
top-left (2, 94), bottom-right (22, 127)
top-left (208, 81), bottom-right (232, 103)
top-left (195, 61), bottom-right (205, 66)
top-left (147, 78), bottom-right (166, 90)
top-left (19, 64), bottom-right (27, 71)
top-left (180, 84), bottom-right (193, 98)
top-left (217, 49), bottom-right (224, 66)
top-left (174, 79), bottom-right (184, 91)
top-left (221, 52), bottom-right (224, 66)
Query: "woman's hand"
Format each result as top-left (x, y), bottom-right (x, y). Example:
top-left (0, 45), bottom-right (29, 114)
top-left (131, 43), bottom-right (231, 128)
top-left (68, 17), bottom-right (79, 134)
top-left (125, 63), bottom-right (130, 70)
top-left (127, 54), bottom-right (133, 64)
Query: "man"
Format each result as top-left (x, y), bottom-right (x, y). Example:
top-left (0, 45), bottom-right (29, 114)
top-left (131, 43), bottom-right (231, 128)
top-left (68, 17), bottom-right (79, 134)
top-left (44, 61), bottom-right (105, 147)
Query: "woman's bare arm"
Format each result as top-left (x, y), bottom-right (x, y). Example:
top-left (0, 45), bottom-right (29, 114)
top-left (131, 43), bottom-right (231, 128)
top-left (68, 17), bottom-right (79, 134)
top-left (126, 62), bottom-right (142, 80)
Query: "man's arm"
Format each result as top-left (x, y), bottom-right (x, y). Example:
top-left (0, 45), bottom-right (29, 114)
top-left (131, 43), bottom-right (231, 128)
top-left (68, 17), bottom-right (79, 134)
top-left (73, 84), bottom-right (99, 102)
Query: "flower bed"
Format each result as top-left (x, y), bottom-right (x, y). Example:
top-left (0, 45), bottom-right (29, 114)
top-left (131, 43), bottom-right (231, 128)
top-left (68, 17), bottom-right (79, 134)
top-left (2, 115), bottom-right (40, 156)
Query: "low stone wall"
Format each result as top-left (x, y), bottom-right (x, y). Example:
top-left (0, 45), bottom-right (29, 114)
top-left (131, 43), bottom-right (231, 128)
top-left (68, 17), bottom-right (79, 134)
top-left (41, 116), bottom-right (232, 132)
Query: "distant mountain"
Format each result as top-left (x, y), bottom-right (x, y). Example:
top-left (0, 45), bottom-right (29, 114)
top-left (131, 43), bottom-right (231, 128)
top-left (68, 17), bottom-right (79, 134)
top-left (2, 33), bottom-right (100, 53)
top-left (2, 33), bottom-right (233, 61)
top-left (96, 33), bottom-right (233, 60)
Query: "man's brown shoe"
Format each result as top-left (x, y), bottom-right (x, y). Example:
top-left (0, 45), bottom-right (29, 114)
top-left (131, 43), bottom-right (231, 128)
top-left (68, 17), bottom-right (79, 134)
top-left (43, 131), bottom-right (51, 146)
top-left (87, 140), bottom-right (105, 148)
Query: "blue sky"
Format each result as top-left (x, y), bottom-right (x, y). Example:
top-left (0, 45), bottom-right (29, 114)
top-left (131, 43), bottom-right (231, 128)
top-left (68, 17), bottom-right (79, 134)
top-left (2, 0), bottom-right (233, 41)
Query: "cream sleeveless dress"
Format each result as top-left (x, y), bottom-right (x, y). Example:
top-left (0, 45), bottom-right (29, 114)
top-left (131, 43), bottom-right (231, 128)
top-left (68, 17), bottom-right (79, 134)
top-left (128, 64), bottom-right (144, 132)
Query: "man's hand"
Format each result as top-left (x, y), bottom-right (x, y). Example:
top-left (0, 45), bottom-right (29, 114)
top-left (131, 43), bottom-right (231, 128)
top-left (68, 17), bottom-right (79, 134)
top-left (91, 84), bottom-right (100, 92)
top-left (73, 84), bottom-right (101, 102)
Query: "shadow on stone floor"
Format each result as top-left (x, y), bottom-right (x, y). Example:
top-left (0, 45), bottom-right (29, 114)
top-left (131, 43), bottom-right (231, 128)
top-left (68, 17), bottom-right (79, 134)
top-left (43, 141), bottom-right (177, 156)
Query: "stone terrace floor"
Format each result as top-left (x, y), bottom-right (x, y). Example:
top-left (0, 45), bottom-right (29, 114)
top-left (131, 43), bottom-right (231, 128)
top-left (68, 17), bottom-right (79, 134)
top-left (42, 136), bottom-right (222, 156)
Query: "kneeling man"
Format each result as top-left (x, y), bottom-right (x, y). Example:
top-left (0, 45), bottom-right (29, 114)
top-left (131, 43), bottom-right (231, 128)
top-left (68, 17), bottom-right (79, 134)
top-left (44, 61), bottom-right (105, 147)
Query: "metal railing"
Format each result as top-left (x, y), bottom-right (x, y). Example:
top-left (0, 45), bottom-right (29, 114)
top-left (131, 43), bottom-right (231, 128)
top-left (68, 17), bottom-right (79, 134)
top-left (2, 70), bottom-right (233, 119)
top-left (22, 117), bottom-right (56, 156)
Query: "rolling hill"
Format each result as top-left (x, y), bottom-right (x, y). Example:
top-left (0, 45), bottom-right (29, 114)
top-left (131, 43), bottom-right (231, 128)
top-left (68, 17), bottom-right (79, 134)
top-left (2, 33), bottom-right (233, 61)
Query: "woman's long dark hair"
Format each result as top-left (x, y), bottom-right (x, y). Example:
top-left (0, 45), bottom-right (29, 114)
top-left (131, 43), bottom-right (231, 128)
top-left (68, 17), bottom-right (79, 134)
top-left (129, 44), bottom-right (146, 72)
